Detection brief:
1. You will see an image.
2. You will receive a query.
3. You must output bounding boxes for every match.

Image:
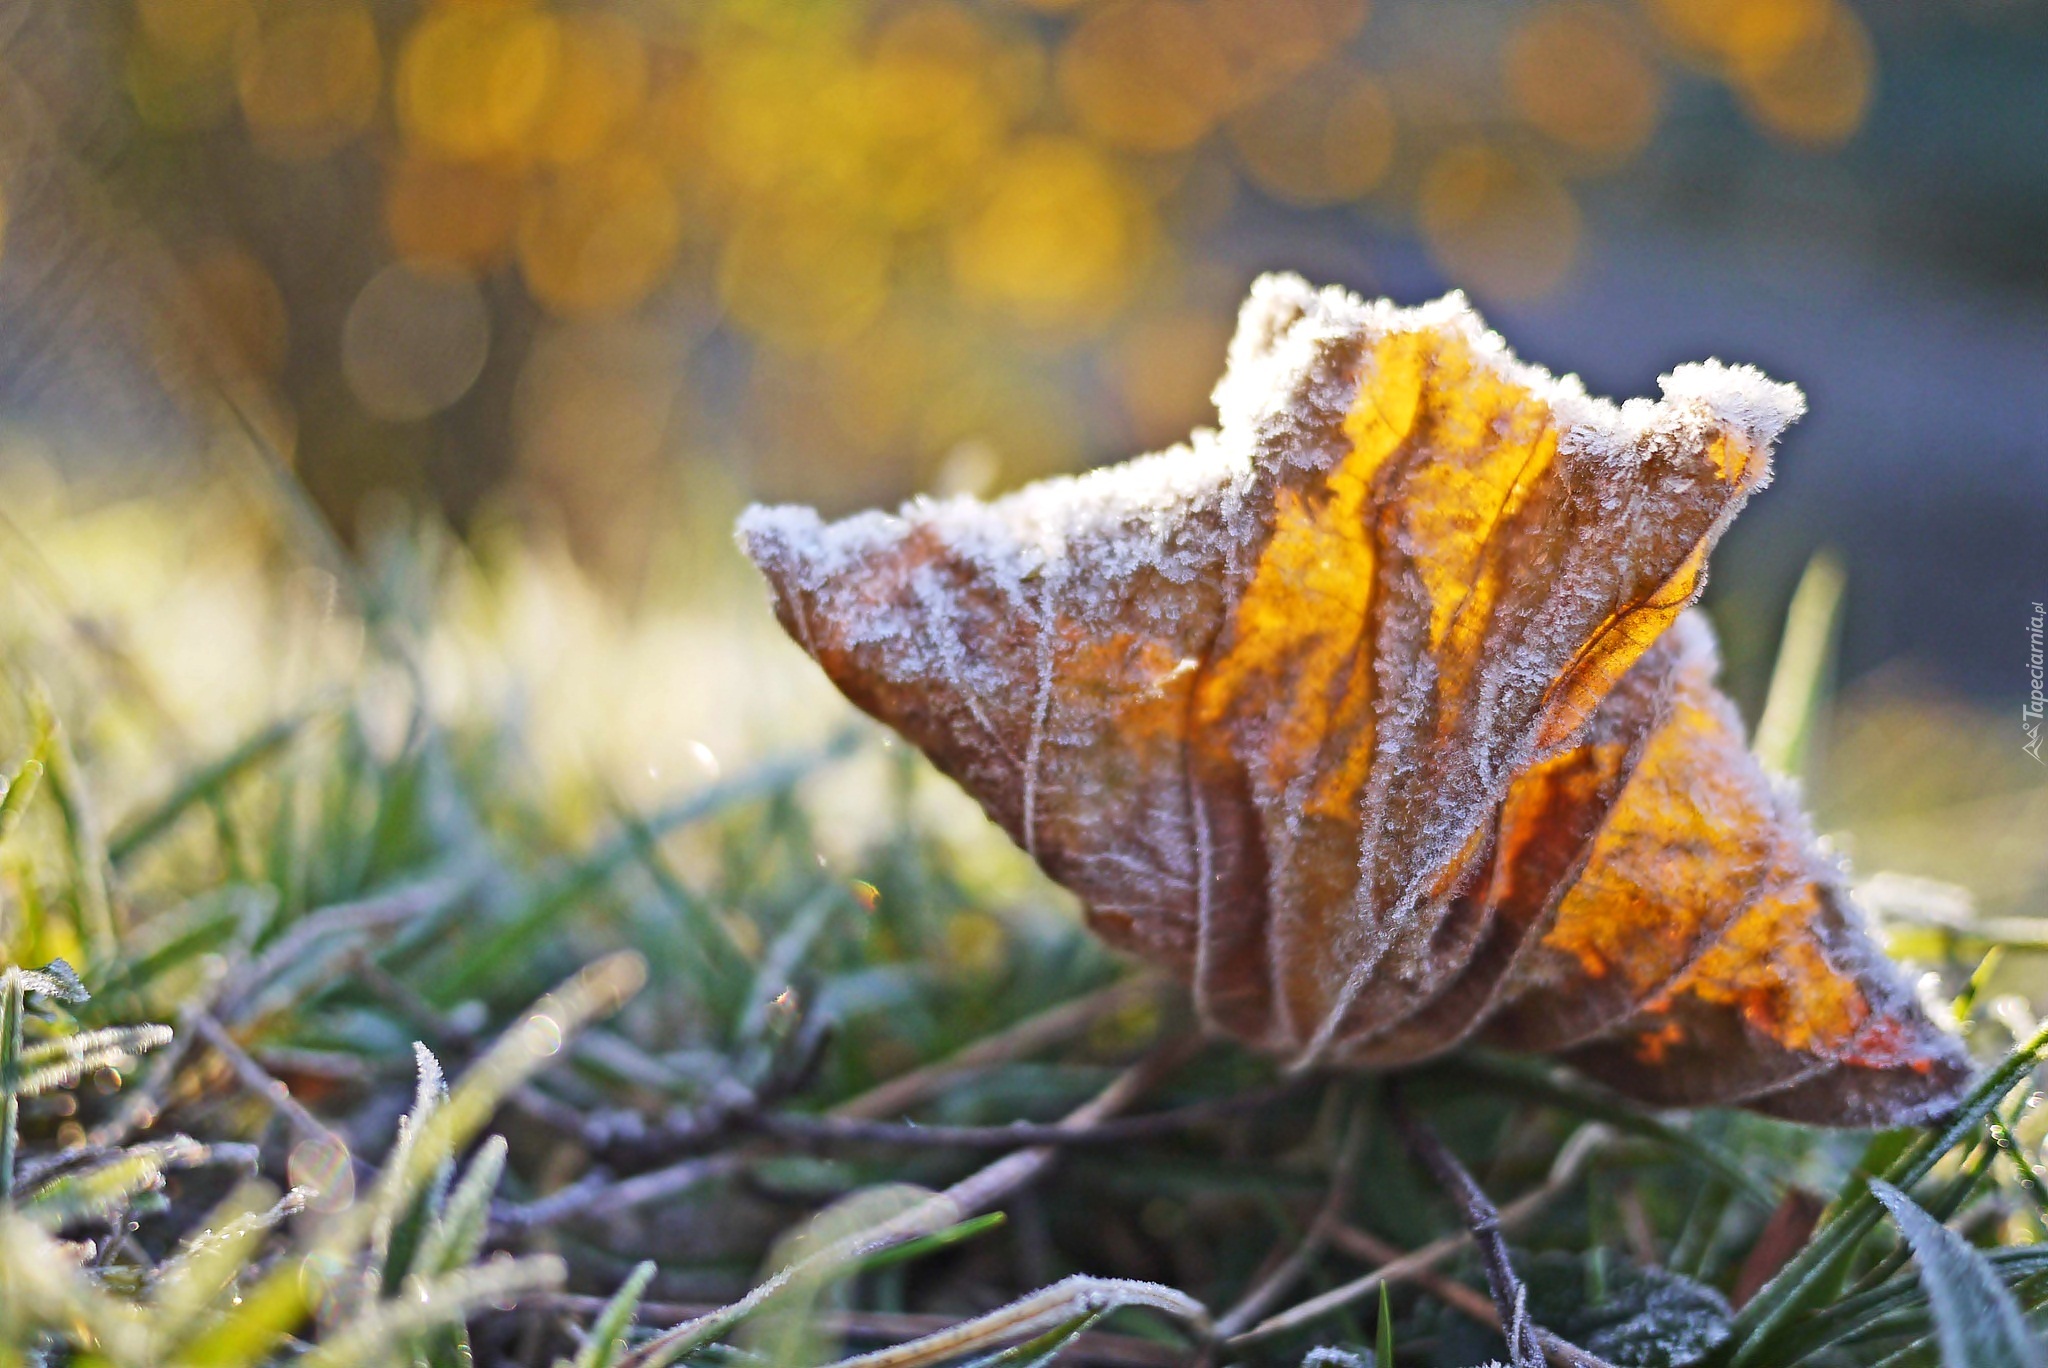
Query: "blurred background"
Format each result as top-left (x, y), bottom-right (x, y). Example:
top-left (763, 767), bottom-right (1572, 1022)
top-left (0, 0), bottom-right (2040, 896)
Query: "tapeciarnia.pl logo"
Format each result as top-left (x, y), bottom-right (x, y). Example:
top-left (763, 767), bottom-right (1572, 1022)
top-left (2027, 600), bottom-right (2045, 763)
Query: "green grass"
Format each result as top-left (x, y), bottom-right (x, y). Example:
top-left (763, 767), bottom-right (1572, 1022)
top-left (0, 483), bottom-right (2043, 1368)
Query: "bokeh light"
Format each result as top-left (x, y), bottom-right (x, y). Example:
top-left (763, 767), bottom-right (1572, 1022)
top-left (1058, 0), bottom-right (1236, 153)
top-left (950, 136), bottom-right (1153, 327)
top-left (1227, 64), bottom-right (1394, 205)
top-left (860, 5), bottom-right (1015, 228)
top-left (1644, 0), bottom-right (1831, 74)
top-left (187, 242), bottom-right (289, 377)
top-left (518, 148), bottom-right (682, 315)
top-left (1418, 143), bottom-right (1581, 303)
top-left (127, 0), bottom-right (251, 131)
top-left (234, 1), bottom-right (380, 160)
top-left (1732, 2), bottom-right (1875, 148)
top-left (1205, 0), bottom-right (1370, 101)
top-left (397, 2), bottom-right (563, 163)
top-left (136, 0), bottom-right (252, 65)
top-left (90, 0), bottom-right (1907, 551)
top-left (719, 205), bottom-right (891, 350)
top-left (341, 263), bottom-right (491, 421)
top-left (385, 155), bottom-right (524, 271)
top-left (529, 12), bottom-right (648, 167)
top-left (1506, 4), bottom-right (1663, 165)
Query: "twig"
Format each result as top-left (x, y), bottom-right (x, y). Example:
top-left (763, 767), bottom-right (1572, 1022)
top-left (618, 1036), bottom-right (1202, 1368)
top-left (492, 1153), bottom-right (743, 1233)
top-left (937, 1034), bottom-right (1203, 1217)
top-left (1211, 1098), bottom-right (1368, 1339)
top-left (1389, 1087), bottom-right (1543, 1368)
top-left (90, 877), bottom-right (472, 1147)
top-left (510, 1015), bottom-right (831, 1170)
top-left (822, 1275), bottom-right (1205, 1368)
top-left (349, 942), bottom-right (749, 1173)
top-left (217, 869), bottom-right (480, 1019)
top-left (829, 975), bottom-right (1167, 1121)
top-left (534, 1294), bottom-right (1184, 1367)
top-left (1230, 1123), bottom-right (1608, 1347)
top-left (757, 1081), bottom-right (1301, 1151)
top-left (17, 1135), bottom-right (259, 1187)
top-left (1329, 1224), bottom-right (1622, 1368)
top-left (189, 1011), bottom-right (348, 1154)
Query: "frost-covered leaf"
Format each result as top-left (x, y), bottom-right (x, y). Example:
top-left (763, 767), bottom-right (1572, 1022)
top-left (1871, 1178), bottom-right (2046, 1368)
top-left (1301, 1348), bottom-right (1376, 1367)
top-left (11, 960), bottom-right (89, 1004)
top-left (1521, 1251), bottom-right (1730, 1367)
top-left (739, 272), bottom-right (1967, 1124)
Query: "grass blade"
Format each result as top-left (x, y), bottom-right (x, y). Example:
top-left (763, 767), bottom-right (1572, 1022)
top-left (1870, 1179), bottom-right (2045, 1368)
top-left (443, 733), bottom-right (857, 999)
top-left (1754, 551), bottom-right (1846, 779)
top-left (0, 970), bottom-right (23, 1204)
top-left (108, 713), bottom-right (312, 866)
top-left (569, 1260), bottom-right (657, 1368)
top-left (1720, 1022), bottom-right (2048, 1366)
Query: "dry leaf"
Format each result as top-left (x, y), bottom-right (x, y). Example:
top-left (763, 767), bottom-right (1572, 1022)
top-left (739, 274), bottom-right (1970, 1125)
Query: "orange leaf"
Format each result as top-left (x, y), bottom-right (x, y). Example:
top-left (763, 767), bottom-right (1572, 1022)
top-left (740, 274), bottom-right (1970, 1125)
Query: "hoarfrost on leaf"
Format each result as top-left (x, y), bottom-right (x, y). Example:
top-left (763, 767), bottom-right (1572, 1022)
top-left (739, 272), bottom-right (1970, 1125)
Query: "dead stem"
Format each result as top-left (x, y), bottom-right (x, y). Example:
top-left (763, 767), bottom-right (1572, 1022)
top-left (1210, 1096), bottom-right (1368, 1339)
top-left (1229, 1122), bottom-right (1608, 1348)
top-left (1388, 1085), bottom-right (1544, 1368)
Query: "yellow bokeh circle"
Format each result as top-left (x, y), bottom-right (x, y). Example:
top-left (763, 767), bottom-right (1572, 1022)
top-left (1505, 3), bottom-right (1663, 165)
top-left (950, 136), bottom-right (1152, 327)
top-left (397, 3), bottom-right (564, 163)
top-left (1733, 3), bottom-right (1875, 148)
top-left (1418, 142), bottom-right (1580, 303)
top-left (718, 204), bottom-right (893, 352)
top-left (127, 38), bottom-right (238, 133)
top-left (1058, 0), bottom-right (1236, 153)
top-left (860, 5), bottom-right (1010, 228)
top-left (529, 12), bottom-right (648, 166)
top-left (384, 154), bottom-right (524, 271)
top-left (235, 1), bottom-right (380, 161)
top-left (1203, 0), bottom-right (1370, 103)
top-left (1644, 0), bottom-right (1831, 75)
top-left (518, 148), bottom-right (682, 314)
top-left (1227, 65), bottom-right (1394, 206)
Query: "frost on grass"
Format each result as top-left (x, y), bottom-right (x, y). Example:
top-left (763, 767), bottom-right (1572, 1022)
top-left (740, 272), bottom-right (1969, 1125)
